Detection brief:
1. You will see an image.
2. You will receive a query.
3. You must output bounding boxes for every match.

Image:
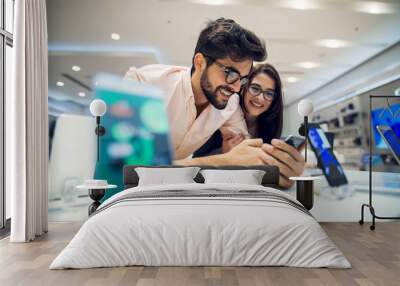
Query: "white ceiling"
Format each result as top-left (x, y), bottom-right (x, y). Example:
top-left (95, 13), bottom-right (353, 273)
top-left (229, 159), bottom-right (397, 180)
top-left (46, 0), bottom-right (400, 106)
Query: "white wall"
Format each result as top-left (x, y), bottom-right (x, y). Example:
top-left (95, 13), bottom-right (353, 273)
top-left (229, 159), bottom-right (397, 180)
top-left (48, 114), bottom-right (96, 201)
top-left (283, 104), bottom-right (303, 136)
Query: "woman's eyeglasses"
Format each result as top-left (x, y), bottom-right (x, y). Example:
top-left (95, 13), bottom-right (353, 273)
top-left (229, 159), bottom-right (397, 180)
top-left (248, 83), bottom-right (276, 101)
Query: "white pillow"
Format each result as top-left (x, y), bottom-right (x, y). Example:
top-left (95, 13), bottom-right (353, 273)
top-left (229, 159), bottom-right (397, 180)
top-left (200, 169), bottom-right (266, 185)
top-left (135, 167), bottom-right (200, 186)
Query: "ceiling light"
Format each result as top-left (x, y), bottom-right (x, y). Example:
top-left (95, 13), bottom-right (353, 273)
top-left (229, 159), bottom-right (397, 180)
top-left (316, 39), bottom-right (350, 49)
top-left (56, 81), bottom-right (64, 87)
top-left (78, 92), bottom-right (86, 97)
top-left (286, 77), bottom-right (299, 83)
top-left (353, 1), bottom-right (396, 14)
top-left (296, 62), bottom-right (320, 69)
top-left (111, 33), bottom-right (120, 40)
top-left (189, 0), bottom-right (237, 5)
top-left (279, 0), bottom-right (321, 10)
top-left (72, 65), bottom-right (81, 72)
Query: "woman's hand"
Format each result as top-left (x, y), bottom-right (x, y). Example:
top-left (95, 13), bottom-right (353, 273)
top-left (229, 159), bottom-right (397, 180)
top-left (262, 139), bottom-right (305, 189)
top-left (222, 131), bottom-right (245, 153)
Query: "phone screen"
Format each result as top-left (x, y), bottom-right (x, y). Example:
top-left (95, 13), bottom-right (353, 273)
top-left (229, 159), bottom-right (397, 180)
top-left (308, 124), bottom-right (348, 187)
top-left (283, 136), bottom-right (305, 149)
top-left (377, 126), bottom-right (400, 164)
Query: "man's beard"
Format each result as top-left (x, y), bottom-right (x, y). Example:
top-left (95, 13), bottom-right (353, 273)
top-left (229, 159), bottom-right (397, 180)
top-left (200, 70), bottom-right (234, 110)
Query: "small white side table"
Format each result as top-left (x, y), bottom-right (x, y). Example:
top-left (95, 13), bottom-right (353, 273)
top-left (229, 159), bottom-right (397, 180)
top-left (76, 184), bottom-right (117, 216)
top-left (289, 176), bottom-right (321, 210)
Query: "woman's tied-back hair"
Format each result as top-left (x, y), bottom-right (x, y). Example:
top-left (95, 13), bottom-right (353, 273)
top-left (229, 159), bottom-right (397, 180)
top-left (191, 18), bottom-right (267, 74)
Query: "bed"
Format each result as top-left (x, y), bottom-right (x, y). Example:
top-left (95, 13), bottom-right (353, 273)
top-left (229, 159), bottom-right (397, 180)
top-left (50, 165), bottom-right (350, 269)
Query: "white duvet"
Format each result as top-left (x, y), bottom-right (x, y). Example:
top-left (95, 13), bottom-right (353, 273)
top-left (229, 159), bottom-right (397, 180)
top-left (50, 183), bottom-right (351, 269)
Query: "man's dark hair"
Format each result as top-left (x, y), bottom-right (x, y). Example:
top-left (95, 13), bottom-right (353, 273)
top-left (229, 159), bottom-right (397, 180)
top-left (191, 18), bottom-right (267, 74)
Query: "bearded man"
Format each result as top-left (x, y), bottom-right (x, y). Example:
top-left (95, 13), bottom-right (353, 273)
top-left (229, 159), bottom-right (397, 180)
top-left (125, 18), bottom-right (273, 166)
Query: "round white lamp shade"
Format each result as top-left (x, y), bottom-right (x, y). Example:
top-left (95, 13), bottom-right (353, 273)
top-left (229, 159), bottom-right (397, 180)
top-left (90, 99), bottom-right (107, 117)
top-left (298, 99), bottom-right (314, 116)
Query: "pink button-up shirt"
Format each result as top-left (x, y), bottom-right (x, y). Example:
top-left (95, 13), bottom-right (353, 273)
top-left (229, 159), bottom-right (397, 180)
top-left (125, 64), bottom-right (249, 160)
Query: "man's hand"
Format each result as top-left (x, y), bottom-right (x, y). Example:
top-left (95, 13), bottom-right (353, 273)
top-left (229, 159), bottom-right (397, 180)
top-left (223, 138), bottom-right (271, 165)
top-left (174, 138), bottom-right (269, 166)
top-left (222, 131), bottom-right (245, 153)
top-left (262, 139), bottom-right (305, 189)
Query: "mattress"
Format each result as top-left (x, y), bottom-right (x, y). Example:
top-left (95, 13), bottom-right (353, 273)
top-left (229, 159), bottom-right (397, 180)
top-left (50, 183), bottom-right (351, 269)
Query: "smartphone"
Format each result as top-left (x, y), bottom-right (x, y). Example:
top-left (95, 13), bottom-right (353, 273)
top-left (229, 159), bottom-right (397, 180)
top-left (307, 123), bottom-right (348, 187)
top-left (376, 125), bottom-right (400, 165)
top-left (280, 135), bottom-right (305, 149)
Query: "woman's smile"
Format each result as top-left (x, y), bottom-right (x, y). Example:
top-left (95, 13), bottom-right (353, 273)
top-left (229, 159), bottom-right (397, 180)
top-left (249, 99), bottom-right (264, 109)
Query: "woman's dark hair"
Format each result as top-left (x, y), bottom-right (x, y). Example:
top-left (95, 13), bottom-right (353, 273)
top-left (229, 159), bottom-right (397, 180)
top-left (240, 63), bottom-right (284, 144)
top-left (193, 63), bottom-right (283, 158)
top-left (191, 18), bottom-right (266, 74)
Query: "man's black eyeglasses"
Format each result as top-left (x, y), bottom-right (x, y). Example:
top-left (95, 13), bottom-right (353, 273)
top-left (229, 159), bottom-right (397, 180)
top-left (205, 56), bottom-right (249, 86)
top-left (248, 83), bottom-right (276, 101)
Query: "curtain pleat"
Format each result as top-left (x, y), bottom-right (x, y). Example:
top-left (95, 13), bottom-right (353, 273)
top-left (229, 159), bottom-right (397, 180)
top-left (10, 0), bottom-right (27, 242)
top-left (41, 0), bottom-right (49, 234)
top-left (10, 0), bottom-right (48, 242)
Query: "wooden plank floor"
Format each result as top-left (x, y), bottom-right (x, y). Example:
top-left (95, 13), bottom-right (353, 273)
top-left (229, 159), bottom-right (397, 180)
top-left (0, 222), bottom-right (399, 286)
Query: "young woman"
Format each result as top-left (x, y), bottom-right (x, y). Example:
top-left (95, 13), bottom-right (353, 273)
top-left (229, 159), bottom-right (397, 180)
top-left (194, 63), bottom-right (304, 188)
top-left (194, 63), bottom-right (283, 155)
top-left (227, 63), bottom-right (283, 149)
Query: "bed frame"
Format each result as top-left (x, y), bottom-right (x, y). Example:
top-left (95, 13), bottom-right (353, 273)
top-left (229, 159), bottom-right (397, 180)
top-left (123, 165), bottom-right (281, 189)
